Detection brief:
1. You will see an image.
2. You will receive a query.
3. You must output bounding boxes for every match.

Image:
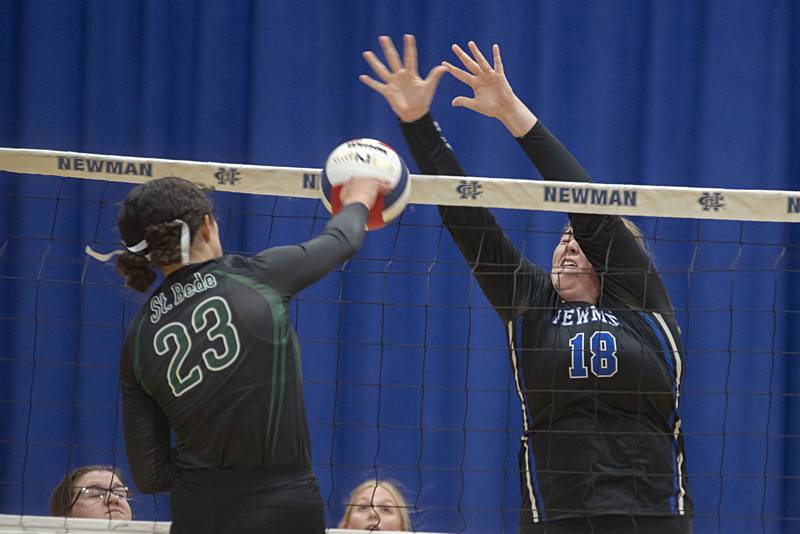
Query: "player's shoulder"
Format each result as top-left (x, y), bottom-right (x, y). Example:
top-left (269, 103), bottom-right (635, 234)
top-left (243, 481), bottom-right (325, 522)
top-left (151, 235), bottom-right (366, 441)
top-left (195, 254), bottom-right (280, 292)
top-left (208, 253), bottom-right (267, 278)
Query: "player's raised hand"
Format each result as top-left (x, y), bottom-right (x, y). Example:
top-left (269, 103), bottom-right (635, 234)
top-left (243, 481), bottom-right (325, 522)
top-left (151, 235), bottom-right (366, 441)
top-left (360, 34), bottom-right (447, 123)
top-left (444, 41), bottom-right (537, 137)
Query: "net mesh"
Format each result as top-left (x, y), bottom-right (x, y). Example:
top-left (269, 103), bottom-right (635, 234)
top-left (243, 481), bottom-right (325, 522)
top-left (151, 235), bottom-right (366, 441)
top-left (0, 160), bottom-right (798, 533)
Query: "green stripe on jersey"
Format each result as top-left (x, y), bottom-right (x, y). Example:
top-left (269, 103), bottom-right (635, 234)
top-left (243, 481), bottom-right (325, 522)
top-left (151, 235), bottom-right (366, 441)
top-left (271, 318), bottom-right (287, 456)
top-left (212, 269), bottom-right (289, 459)
top-left (132, 314), bottom-right (147, 386)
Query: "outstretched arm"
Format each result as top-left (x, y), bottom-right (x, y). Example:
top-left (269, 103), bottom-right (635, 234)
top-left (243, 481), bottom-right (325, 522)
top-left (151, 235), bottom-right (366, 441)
top-left (446, 42), bottom-right (672, 312)
top-left (443, 41), bottom-right (588, 181)
top-left (361, 36), bottom-right (548, 322)
top-left (254, 177), bottom-right (391, 297)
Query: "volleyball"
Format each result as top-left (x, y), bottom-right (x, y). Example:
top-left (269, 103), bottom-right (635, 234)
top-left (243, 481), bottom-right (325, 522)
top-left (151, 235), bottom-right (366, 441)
top-left (321, 138), bottom-right (410, 230)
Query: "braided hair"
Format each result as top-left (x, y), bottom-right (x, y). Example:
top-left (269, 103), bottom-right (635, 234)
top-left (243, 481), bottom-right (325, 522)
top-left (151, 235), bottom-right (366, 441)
top-left (116, 177), bottom-right (213, 292)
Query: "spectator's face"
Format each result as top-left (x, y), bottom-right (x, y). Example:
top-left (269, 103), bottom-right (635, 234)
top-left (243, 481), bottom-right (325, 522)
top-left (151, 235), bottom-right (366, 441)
top-left (344, 484), bottom-right (404, 531)
top-left (70, 470), bottom-right (132, 520)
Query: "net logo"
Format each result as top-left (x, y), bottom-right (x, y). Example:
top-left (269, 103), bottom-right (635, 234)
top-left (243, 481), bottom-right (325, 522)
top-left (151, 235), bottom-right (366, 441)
top-left (698, 192), bottom-right (725, 211)
top-left (214, 167), bottom-right (241, 186)
top-left (302, 173), bottom-right (320, 189)
top-left (788, 197), bottom-right (800, 214)
top-left (457, 180), bottom-right (483, 199)
top-left (57, 157), bottom-right (152, 176)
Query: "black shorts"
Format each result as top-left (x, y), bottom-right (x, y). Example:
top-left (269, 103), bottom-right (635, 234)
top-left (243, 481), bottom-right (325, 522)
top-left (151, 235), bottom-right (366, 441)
top-left (522, 514), bottom-right (693, 534)
top-left (169, 464), bottom-right (325, 534)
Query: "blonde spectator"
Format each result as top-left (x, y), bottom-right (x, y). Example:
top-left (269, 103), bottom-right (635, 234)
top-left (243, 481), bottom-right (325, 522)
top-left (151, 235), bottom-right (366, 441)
top-left (339, 480), bottom-right (411, 531)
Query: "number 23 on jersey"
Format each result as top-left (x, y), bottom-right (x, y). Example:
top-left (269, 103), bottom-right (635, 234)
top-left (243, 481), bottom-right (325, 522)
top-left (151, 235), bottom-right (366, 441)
top-left (153, 296), bottom-right (241, 397)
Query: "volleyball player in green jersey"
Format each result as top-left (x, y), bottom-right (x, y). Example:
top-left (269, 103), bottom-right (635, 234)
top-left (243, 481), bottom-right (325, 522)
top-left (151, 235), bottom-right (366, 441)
top-left (361, 35), bottom-right (692, 533)
top-left (116, 175), bottom-right (389, 534)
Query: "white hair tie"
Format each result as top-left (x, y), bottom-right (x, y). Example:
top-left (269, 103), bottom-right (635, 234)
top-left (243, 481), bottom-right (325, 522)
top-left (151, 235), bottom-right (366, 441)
top-left (174, 219), bottom-right (191, 264)
top-left (125, 239), bottom-right (149, 254)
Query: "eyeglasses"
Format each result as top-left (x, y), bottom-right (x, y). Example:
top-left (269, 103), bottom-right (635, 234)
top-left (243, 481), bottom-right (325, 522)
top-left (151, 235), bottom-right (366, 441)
top-left (74, 485), bottom-right (133, 502)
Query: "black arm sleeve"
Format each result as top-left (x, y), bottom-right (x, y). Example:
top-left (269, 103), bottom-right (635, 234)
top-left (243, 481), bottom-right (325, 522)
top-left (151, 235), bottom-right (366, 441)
top-left (400, 114), bottom-right (548, 323)
top-left (517, 122), bottom-right (673, 312)
top-left (120, 339), bottom-right (173, 494)
top-left (251, 202), bottom-right (369, 296)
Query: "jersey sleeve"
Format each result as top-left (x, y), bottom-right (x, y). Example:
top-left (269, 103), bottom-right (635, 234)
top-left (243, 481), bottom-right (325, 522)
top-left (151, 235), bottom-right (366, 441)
top-left (119, 334), bottom-right (174, 494)
top-left (517, 122), bottom-right (673, 312)
top-left (249, 202), bottom-right (369, 297)
top-left (400, 114), bottom-right (549, 323)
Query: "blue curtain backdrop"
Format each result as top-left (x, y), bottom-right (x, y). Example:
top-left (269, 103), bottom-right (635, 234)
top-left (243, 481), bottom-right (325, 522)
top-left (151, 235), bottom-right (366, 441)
top-left (0, 1), bottom-right (798, 533)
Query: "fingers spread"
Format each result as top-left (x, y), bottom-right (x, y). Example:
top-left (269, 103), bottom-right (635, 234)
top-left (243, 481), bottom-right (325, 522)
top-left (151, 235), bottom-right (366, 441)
top-left (451, 43), bottom-right (482, 76)
top-left (468, 41), bottom-right (492, 72)
top-left (403, 34), bottom-right (418, 74)
top-left (492, 44), bottom-right (504, 73)
top-left (363, 51), bottom-right (391, 81)
top-left (379, 35), bottom-right (403, 72)
top-left (358, 74), bottom-right (386, 94)
top-left (424, 64), bottom-right (448, 91)
top-left (442, 61), bottom-right (474, 86)
top-left (451, 96), bottom-right (478, 111)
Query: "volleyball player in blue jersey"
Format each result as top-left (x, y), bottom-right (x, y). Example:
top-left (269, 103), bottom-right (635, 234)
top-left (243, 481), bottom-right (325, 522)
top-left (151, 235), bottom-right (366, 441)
top-left (116, 175), bottom-right (389, 533)
top-left (361, 35), bottom-right (693, 533)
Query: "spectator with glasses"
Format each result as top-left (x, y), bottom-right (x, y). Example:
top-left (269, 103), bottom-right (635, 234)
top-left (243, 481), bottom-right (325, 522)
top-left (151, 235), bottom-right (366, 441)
top-left (50, 465), bottom-right (133, 520)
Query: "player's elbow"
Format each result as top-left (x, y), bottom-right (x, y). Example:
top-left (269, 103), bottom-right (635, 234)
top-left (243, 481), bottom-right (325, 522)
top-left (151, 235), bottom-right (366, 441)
top-left (130, 455), bottom-right (173, 494)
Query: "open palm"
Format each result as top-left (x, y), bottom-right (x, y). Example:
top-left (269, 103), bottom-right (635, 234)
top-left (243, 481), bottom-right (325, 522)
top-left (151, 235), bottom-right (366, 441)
top-left (443, 41), bottom-right (536, 137)
top-left (443, 41), bottom-right (519, 120)
top-left (360, 35), bottom-right (447, 123)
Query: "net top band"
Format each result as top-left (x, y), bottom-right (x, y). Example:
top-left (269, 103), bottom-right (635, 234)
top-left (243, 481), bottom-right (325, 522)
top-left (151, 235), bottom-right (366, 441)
top-left (1, 147), bottom-right (797, 223)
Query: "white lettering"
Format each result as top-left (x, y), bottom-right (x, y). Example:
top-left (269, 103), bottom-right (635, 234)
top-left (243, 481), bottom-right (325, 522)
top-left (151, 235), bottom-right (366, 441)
top-left (170, 273), bottom-right (218, 309)
top-left (552, 305), bottom-right (622, 328)
top-left (149, 293), bottom-right (172, 323)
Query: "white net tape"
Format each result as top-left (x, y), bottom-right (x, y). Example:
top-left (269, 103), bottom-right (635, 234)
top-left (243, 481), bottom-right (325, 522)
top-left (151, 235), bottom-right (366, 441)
top-left (0, 515), bottom-right (429, 534)
top-left (1, 147), bottom-right (797, 222)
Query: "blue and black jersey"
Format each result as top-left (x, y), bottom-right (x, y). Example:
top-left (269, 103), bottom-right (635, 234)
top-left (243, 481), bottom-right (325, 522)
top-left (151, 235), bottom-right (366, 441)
top-left (400, 115), bottom-right (692, 529)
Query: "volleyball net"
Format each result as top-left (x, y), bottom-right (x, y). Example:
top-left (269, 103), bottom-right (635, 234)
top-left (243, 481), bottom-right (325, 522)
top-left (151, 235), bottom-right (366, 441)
top-left (0, 148), bottom-right (798, 533)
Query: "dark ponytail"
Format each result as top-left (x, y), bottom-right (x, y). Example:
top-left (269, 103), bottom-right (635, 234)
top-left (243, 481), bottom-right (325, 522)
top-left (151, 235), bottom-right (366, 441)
top-left (116, 252), bottom-right (157, 293)
top-left (116, 177), bottom-right (213, 292)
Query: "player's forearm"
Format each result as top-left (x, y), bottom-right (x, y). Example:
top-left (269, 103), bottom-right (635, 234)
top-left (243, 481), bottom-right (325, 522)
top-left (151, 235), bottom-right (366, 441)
top-left (124, 430), bottom-right (173, 494)
top-left (122, 384), bottom-right (173, 493)
top-left (516, 121), bottom-right (591, 184)
top-left (128, 448), bottom-right (172, 494)
top-left (400, 112), bottom-right (494, 261)
top-left (400, 112), bottom-right (539, 321)
top-left (400, 113), bottom-right (467, 178)
top-left (318, 202), bottom-right (369, 259)
top-left (496, 97), bottom-right (538, 138)
top-left (251, 203), bottom-right (369, 295)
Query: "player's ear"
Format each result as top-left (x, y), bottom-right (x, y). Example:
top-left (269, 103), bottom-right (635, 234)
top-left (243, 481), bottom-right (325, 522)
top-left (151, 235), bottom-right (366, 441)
top-left (200, 214), bottom-right (214, 242)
